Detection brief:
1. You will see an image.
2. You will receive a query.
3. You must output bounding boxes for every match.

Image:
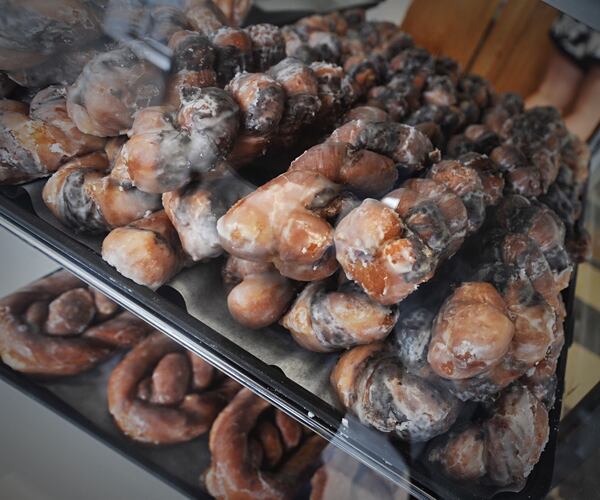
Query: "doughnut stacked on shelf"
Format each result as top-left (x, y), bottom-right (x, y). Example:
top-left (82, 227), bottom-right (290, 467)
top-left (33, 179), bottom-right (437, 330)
top-left (0, 3), bottom-right (591, 492)
top-left (0, 270), bottom-right (327, 498)
top-left (0, 270), bottom-right (153, 376)
top-left (212, 9), bottom-right (588, 492)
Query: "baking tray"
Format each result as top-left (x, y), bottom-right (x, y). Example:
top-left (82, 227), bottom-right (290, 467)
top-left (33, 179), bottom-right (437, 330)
top-left (0, 180), bottom-right (574, 499)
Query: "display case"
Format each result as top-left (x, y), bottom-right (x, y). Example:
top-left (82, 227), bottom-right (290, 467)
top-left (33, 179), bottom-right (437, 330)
top-left (0, 1), bottom-right (599, 499)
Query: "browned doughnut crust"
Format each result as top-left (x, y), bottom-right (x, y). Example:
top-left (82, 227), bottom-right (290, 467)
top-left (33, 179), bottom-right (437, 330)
top-left (217, 170), bottom-right (341, 281)
top-left (42, 151), bottom-right (161, 233)
top-left (0, 271), bottom-right (149, 376)
top-left (205, 388), bottom-right (326, 500)
top-left (102, 210), bottom-right (187, 290)
top-left (0, 86), bottom-right (105, 185)
top-left (334, 156), bottom-right (503, 305)
top-left (281, 281), bottom-right (398, 352)
top-left (428, 385), bottom-right (549, 488)
top-left (331, 343), bottom-right (460, 441)
top-left (163, 168), bottom-right (251, 262)
top-left (108, 332), bottom-right (240, 444)
top-left (223, 256), bottom-right (295, 329)
top-left (66, 47), bottom-right (165, 137)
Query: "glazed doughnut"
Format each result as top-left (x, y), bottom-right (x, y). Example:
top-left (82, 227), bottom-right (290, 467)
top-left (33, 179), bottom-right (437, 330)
top-left (427, 282), bottom-right (515, 380)
top-left (496, 195), bottom-right (572, 291)
top-left (108, 332), bottom-right (241, 444)
top-left (267, 57), bottom-right (321, 138)
top-left (223, 256), bottom-right (295, 329)
top-left (423, 229), bottom-right (565, 401)
top-left (163, 168), bottom-right (251, 261)
top-left (102, 210), bottom-right (187, 290)
top-left (217, 170), bottom-right (341, 281)
top-left (0, 86), bottom-right (105, 184)
top-left (211, 27), bottom-right (253, 85)
top-left (281, 281), bottom-right (398, 352)
top-left (342, 105), bottom-right (389, 124)
top-left (205, 388), bottom-right (326, 500)
top-left (245, 24), bottom-right (286, 72)
top-left (289, 142), bottom-right (397, 197)
top-left (334, 153), bottom-right (503, 305)
top-left (0, 271), bottom-right (150, 376)
top-left (165, 31), bottom-right (217, 107)
top-left (66, 47), bottom-right (165, 137)
top-left (42, 151), bottom-right (162, 233)
top-left (334, 120), bottom-right (435, 174)
top-left (331, 343), bottom-right (461, 441)
top-left (226, 72), bottom-right (285, 136)
top-left (428, 384), bottom-right (549, 488)
top-left (310, 62), bottom-right (356, 125)
top-left (121, 87), bottom-right (239, 193)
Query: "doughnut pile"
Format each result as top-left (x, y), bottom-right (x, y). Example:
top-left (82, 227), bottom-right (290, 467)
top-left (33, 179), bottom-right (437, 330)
top-left (0, 2), bottom-right (592, 493)
top-left (0, 270), bottom-right (152, 376)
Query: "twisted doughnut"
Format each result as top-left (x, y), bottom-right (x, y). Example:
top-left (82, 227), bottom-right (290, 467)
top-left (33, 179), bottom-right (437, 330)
top-left (108, 332), bottom-right (241, 444)
top-left (0, 271), bottom-right (150, 376)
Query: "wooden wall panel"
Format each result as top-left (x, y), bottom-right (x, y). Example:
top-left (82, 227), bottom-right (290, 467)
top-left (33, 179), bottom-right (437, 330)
top-left (400, 0), bottom-right (559, 97)
top-left (400, 0), bottom-right (501, 71)
top-left (470, 0), bottom-right (559, 96)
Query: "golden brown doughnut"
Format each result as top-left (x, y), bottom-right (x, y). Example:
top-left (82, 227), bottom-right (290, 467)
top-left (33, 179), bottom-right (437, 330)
top-left (108, 332), bottom-right (241, 444)
top-left (42, 152), bottom-right (161, 233)
top-left (163, 168), bottom-right (251, 261)
top-left (281, 281), bottom-right (398, 352)
top-left (0, 86), bottom-right (105, 184)
top-left (102, 210), bottom-right (187, 289)
top-left (217, 170), bottom-right (341, 281)
top-left (428, 384), bottom-right (549, 488)
top-left (0, 271), bottom-right (150, 376)
top-left (205, 388), bottom-right (326, 500)
top-left (67, 47), bottom-right (165, 137)
top-left (223, 256), bottom-right (295, 329)
top-left (331, 343), bottom-right (460, 441)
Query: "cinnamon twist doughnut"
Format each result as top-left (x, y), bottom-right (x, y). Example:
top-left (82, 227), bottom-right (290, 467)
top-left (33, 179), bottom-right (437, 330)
top-left (281, 281), bottom-right (398, 352)
top-left (66, 47), bottom-right (165, 137)
top-left (223, 256), bottom-right (295, 329)
top-left (205, 388), bottom-right (326, 500)
top-left (108, 332), bottom-right (241, 444)
top-left (334, 154), bottom-right (502, 305)
top-left (211, 27), bottom-right (253, 85)
top-left (1, 86), bottom-right (105, 184)
top-left (163, 167), bottom-right (251, 262)
top-left (428, 384), bottom-right (549, 488)
top-left (0, 271), bottom-right (150, 376)
top-left (42, 150), bottom-right (161, 233)
top-left (421, 234), bottom-right (565, 401)
top-left (266, 57), bottom-right (321, 141)
top-left (102, 210), bottom-right (187, 289)
top-left (331, 343), bottom-right (460, 441)
top-left (496, 195), bottom-right (572, 291)
top-left (166, 31), bottom-right (217, 107)
top-left (289, 142), bottom-right (397, 198)
top-left (217, 170), bottom-right (341, 281)
top-left (120, 87), bottom-right (239, 193)
top-left (245, 24), bottom-right (287, 72)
